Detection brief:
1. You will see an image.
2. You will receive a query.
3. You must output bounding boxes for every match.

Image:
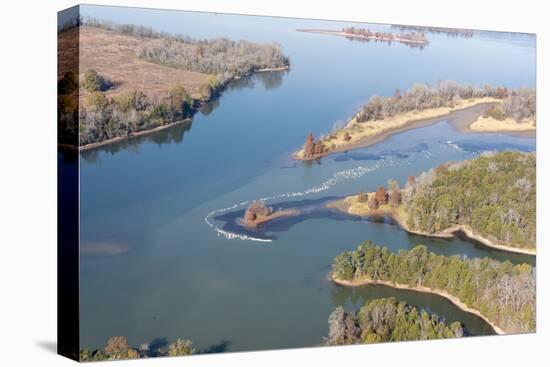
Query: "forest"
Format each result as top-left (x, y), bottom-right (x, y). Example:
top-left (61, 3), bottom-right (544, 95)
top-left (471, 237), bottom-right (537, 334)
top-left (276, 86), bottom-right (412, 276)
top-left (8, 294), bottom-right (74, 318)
top-left (402, 151), bottom-right (536, 249)
top-left (79, 336), bottom-right (194, 361)
top-left (332, 242), bottom-right (535, 334)
top-left (325, 297), bottom-right (464, 345)
top-left (139, 38), bottom-right (289, 85)
top-left (75, 78), bottom-right (194, 145)
top-left (354, 81), bottom-right (535, 124)
top-left (84, 17), bottom-right (290, 85)
top-left (58, 18), bottom-right (290, 147)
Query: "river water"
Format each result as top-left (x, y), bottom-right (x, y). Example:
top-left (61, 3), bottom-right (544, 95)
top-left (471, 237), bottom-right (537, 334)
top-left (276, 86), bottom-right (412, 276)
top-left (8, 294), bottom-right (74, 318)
top-left (74, 5), bottom-right (536, 352)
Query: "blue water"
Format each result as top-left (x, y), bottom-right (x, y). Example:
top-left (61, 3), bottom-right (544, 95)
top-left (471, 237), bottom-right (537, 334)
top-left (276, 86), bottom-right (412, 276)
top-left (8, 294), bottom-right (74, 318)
top-left (75, 5), bottom-right (536, 353)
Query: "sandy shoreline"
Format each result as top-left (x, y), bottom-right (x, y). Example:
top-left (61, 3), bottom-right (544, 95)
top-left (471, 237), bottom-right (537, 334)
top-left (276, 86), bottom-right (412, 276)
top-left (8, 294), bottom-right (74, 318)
top-left (331, 275), bottom-right (505, 335)
top-left (293, 98), bottom-right (501, 161)
top-left (327, 195), bottom-right (536, 256)
top-left (469, 115), bottom-right (535, 134)
top-left (294, 96), bottom-right (537, 161)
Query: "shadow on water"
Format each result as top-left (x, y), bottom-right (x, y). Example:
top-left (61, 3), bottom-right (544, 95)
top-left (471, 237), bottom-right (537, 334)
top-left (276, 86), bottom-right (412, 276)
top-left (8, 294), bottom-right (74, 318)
top-left (199, 340), bottom-right (232, 354)
top-left (329, 284), bottom-right (495, 336)
top-left (329, 142), bottom-right (429, 162)
top-left (80, 70), bottom-right (289, 162)
top-left (342, 35), bottom-right (428, 50)
top-left (454, 139), bottom-right (535, 153)
top-left (147, 337), bottom-right (169, 357)
top-left (214, 196), bottom-right (341, 241)
top-left (81, 119), bottom-right (194, 162)
top-left (214, 195), bottom-right (535, 266)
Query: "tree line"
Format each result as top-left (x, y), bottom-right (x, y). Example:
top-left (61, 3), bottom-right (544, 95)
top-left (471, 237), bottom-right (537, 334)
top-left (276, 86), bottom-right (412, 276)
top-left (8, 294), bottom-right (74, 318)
top-left (342, 27), bottom-right (428, 44)
top-left (58, 18), bottom-right (290, 147)
top-left (391, 25), bottom-right (474, 38)
top-left (354, 81), bottom-right (535, 124)
top-left (76, 73), bottom-right (195, 145)
top-left (332, 241), bottom-right (535, 334)
top-left (326, 297), bottom-right (464, 345)
top-left (80, 17), bottom-right (289, 86)
top-left (79, 335), bottom-right (194, 361)
top-left (402, 151), bottom-right (536, 249)
top-left (139, 37), bottom-right (289, 85)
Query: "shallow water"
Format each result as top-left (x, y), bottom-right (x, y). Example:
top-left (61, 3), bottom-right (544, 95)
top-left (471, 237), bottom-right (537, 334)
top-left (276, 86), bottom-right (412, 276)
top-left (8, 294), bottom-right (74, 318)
top-left (74, 5), bottom-right (536, 352)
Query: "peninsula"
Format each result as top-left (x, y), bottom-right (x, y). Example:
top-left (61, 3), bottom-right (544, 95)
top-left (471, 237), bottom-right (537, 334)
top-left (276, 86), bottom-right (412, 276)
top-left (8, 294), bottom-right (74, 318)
top-left (327, 152), bottom-right (536, 255)
top-left (324, 297), bottom-right (465, 345)
top-left (331, 242), bottom-right (535, 335)
top-left (240, 200), bottom-right (300, 229)
top-left (58, 18), bottom-right (290, 149)
top-left (298, 27), bottom-right (428, 47)
top-left (293, 82), bottom-right (535, 161)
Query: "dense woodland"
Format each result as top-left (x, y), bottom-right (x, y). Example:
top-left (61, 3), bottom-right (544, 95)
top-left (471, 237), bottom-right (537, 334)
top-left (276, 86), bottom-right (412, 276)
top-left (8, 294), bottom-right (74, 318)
top-left (402, 151), bottom-right (536, 249)
top-left (325, 297), bottom-right (464, 345)
top-left (79, 336), bottom-right (194, 361)
top-left (66, 73), bottom-right (195, 145)
top-left (139, 38), bottom-right (289, 85)
top-left (354, 81), bottom-right (535, 124)
top-left (342, 27), bottom-right (428, 44)
top-left (332, 242), bottom-right (535, 333)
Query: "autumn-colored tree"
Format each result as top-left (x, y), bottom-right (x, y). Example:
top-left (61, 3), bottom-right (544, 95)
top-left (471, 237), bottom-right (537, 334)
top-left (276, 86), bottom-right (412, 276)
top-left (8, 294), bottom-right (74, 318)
top-left (375, 186), bottom-right (388, 206)
top-left (406, 175), bottom-right (415, 188)
top-left (244, 200), bottom-right (272, 223)
top-left (168, 339), bottom-right (195, 356)
top-left (389, 189), bottom-right (401, 208)
top-left (103, 336), bottom-right (139, 360)
top-left (368, 196), bottom-right (378, 210)
top-left (105, 336), bottom-right (129, 354)
top-left (343, 131), bottom-right (352, 141)
top-left (304, 133), bottom-right (315, 158)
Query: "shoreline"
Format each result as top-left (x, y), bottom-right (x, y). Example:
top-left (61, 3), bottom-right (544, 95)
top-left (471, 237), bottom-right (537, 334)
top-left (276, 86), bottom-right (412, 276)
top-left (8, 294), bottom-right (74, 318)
top-left (465, 115), bottom-right (536, 136)
top-left (240, 208), bottom-right (300, 228)
top-left (62, 65), bottom-right (290, 152)
top-left (297, 29), bottom-right (428, 45)
top-left (293, 99), bottom-right (501, 161)
top-left (327, 196), bottom-right (536, 256)
top-left (256, 65), bottom-right (290, 73)
top-left (331, 275), bottom-right (505, 335)
top-left (75, 118), bottom-right (193, 151)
